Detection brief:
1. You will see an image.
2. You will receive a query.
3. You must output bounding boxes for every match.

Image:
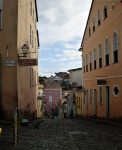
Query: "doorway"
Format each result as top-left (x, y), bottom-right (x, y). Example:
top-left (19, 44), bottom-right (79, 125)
top-left (94, 89), bottom-right (97, 117)
top-left (106, 86), bottom-right (110, 117)
top-left (86, 90), bottom-right (88, 115)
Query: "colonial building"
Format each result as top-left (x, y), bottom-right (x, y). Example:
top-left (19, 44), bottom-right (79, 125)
top-left (43, 81), bottom-right (62, 116)
top-left (68, 68), bottom-right (82, 117)
top-left (79, 0), bottom-right (122, 118)
top-left (68, 68), bottom-right (82, 87)
top-left (0, 0), bottom-right (39, 119)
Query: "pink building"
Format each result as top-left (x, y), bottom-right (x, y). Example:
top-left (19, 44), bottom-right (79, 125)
top-left (43, 81), bottom-right (62, 115)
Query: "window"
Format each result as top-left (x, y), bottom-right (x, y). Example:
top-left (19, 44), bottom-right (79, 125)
top-left (49, 92), bottom-right (52, 96)
top-left (90, 52), bottom-right (92, 71)
top-left (33, 9), bottom-right (34, 22)
top-left (105, 39), bottom-right (109, 66)
top-left (30, 68), bottom-right (31, 87)
top-left (103, 5), bottom-right (107, 19)
top-left (99, 86), bottom-right (102, 104)
top-left (89, 27), bottom-right (91, 37)
top-left (55, 100), bottom-right (58, 106)
top-left (113, 32), bottom-right (118, 63)
top-left (32, 31), bottom-right (33, 47)
top-left (99, 44), bottom-right (102, 68)
top-left (30, 25), bottom-right (32, 44)
top-left (32, 69), bottom-right (33, 87)
top-left (92, 17), bottom-right (95, 32)
top-left (90, 89), bottom-right (92, 104)
top-left (86, 55), bottom-right (88, 72)
top-left (35, 19), bottom-right (36, 29)
top-left (113, 86), bottom-right (119, 96)
top-left (35, 71), bottom-right (36, 86)
top-left (83, 57), bottom-right (85, 73)
top-left (30, 1), bottom-right (32, 15)
top-left (35, 38), bottom-right (36, 52)
top-left (94, 49), bottom-right (96, 69)
top-left (55, 91), bottom-right (58, 96)
top-left (98, 10), bottom-right (101, 26)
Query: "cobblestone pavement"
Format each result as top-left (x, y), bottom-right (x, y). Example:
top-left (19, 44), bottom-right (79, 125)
top-left (0, 118), bottom-right (122, 150)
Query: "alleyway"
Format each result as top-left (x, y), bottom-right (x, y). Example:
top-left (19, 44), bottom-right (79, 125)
top-left (0, 118), bottom-right (122, 150)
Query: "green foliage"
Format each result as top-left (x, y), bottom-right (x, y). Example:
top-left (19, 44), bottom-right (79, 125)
top-left (39, 76), bottom-right (45, 84)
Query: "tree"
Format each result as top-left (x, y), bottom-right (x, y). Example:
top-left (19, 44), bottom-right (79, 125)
top-left (39, 76), bottom-right (45, 84)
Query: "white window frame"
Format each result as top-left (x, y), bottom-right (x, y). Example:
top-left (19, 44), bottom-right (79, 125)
top-left (32, 30), bottom-right (33, 47)
top-left (103, 5), bottom-right (107, 20)
top-left (99, 44), bottom-right (102, 58)
top-left (105, 38), bottom-right (109, 66)
top-left (55, 91), bottom-right (58, 96)
top-left (98, 10), bottom-right (100, 21)
top-left (30, 0), bottom-right (32, 15)
top-left (90, 52), bottom-right (92, 71)
top-left (94, 49), bottom-right (96, 61)
top-left (30, 25), bottom-right (32, 44)
top-left (92, 17), bottom-right (95, 32)
top-left (113, 32), bottom-right (118, 63)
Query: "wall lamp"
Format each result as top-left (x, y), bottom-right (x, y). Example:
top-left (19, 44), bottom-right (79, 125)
top-left (78, 46), bottom-right (83, 51)
top-left (18, 44), bottom-right (28, 58)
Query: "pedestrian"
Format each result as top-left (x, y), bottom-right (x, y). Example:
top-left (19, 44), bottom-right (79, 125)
top-left (64, 108), bottom-right (67, 118)
top-left (70, 109), bottom-right (73, 118)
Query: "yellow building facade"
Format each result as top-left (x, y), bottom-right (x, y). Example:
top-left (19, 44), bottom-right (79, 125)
top-left (80, 0), bottom-right (122, 118)
top-left (0, 0), bottom-right (39, 120)
top-left (75, 91), bottom-right (82, 116)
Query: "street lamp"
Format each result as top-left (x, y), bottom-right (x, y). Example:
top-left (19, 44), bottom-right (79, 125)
top-left (18, 44), bottom-right (28, 58)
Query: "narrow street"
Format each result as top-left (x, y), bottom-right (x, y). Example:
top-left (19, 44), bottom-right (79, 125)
top-left (0, 118), bottom-right (122, 150)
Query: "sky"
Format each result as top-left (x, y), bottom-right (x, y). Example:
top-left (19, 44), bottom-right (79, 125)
top-left (37, 0), bottom-right (92, 77)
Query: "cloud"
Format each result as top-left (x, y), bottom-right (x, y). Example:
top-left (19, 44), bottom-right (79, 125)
top-left (37, 0), bottom-right (92, 43)
top-left (37, 0), bottom-right (92, 77)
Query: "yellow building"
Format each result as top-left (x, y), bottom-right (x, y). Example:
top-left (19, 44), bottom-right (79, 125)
top-left (0, 0), bottom-right (39, 120)
top-left (79, 0), bottom-right (122, 118)
top-left (75, 90), bottom-right (82, 117)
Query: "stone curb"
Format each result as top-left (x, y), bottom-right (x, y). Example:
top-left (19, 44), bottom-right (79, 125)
top-left (79, 117), bottom-right (122, 127)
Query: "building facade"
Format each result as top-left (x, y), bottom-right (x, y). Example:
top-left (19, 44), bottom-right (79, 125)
top-left (75, 89), bottom-right (82, 117)
top-left (0, 0), bottom-right (39, 119)
top-left (80, 0), bottom-right (122, 118)
top-left (68, 68), bottom-right (82, 86)
top-left (43, 81), bottom-right (62, 115)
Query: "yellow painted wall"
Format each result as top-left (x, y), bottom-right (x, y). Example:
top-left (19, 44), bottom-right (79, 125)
top-left (82, 1), bottom-right (122, 118)
top-left (0, 0), bottom-right (38, 119)
top-left (75, 91), bottom-right (82, 116)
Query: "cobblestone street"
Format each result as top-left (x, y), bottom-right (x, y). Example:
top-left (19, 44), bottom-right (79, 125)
top-left (0, 118), bottom-right (122, 150)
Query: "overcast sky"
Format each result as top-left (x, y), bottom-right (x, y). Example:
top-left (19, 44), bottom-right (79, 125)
top-left (37, 0), bottom-right (92, 77)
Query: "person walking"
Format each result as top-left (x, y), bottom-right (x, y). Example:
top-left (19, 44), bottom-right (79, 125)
top-left (64, 108), bottom-right (67, 118)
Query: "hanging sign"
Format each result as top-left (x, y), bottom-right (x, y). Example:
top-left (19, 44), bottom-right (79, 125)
top-left (18, 59), bottom-right (38, 66)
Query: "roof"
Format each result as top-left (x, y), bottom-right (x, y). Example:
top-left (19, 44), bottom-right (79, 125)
top-left (35, 0), bottom-right (38, 22)
top-left (68, 67), bottom-right (82, 72)
top-left (79, 0), bottom-right (94, 50)
top-left (44, 81), bottom-right (62, 89)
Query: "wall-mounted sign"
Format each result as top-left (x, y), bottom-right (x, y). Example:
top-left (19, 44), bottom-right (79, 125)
top-left (18, 59), bottom-right (38, 66)
top-left (5, 60), bottom-right (15, 66)
top-left (97, 79), bottom-right (107, 85)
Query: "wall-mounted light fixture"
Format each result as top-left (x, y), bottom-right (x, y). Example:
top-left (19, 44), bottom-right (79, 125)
top-left (18, 44), bottom-right (28, 58)
top-left (78, 46), bottom-right (83, 52)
